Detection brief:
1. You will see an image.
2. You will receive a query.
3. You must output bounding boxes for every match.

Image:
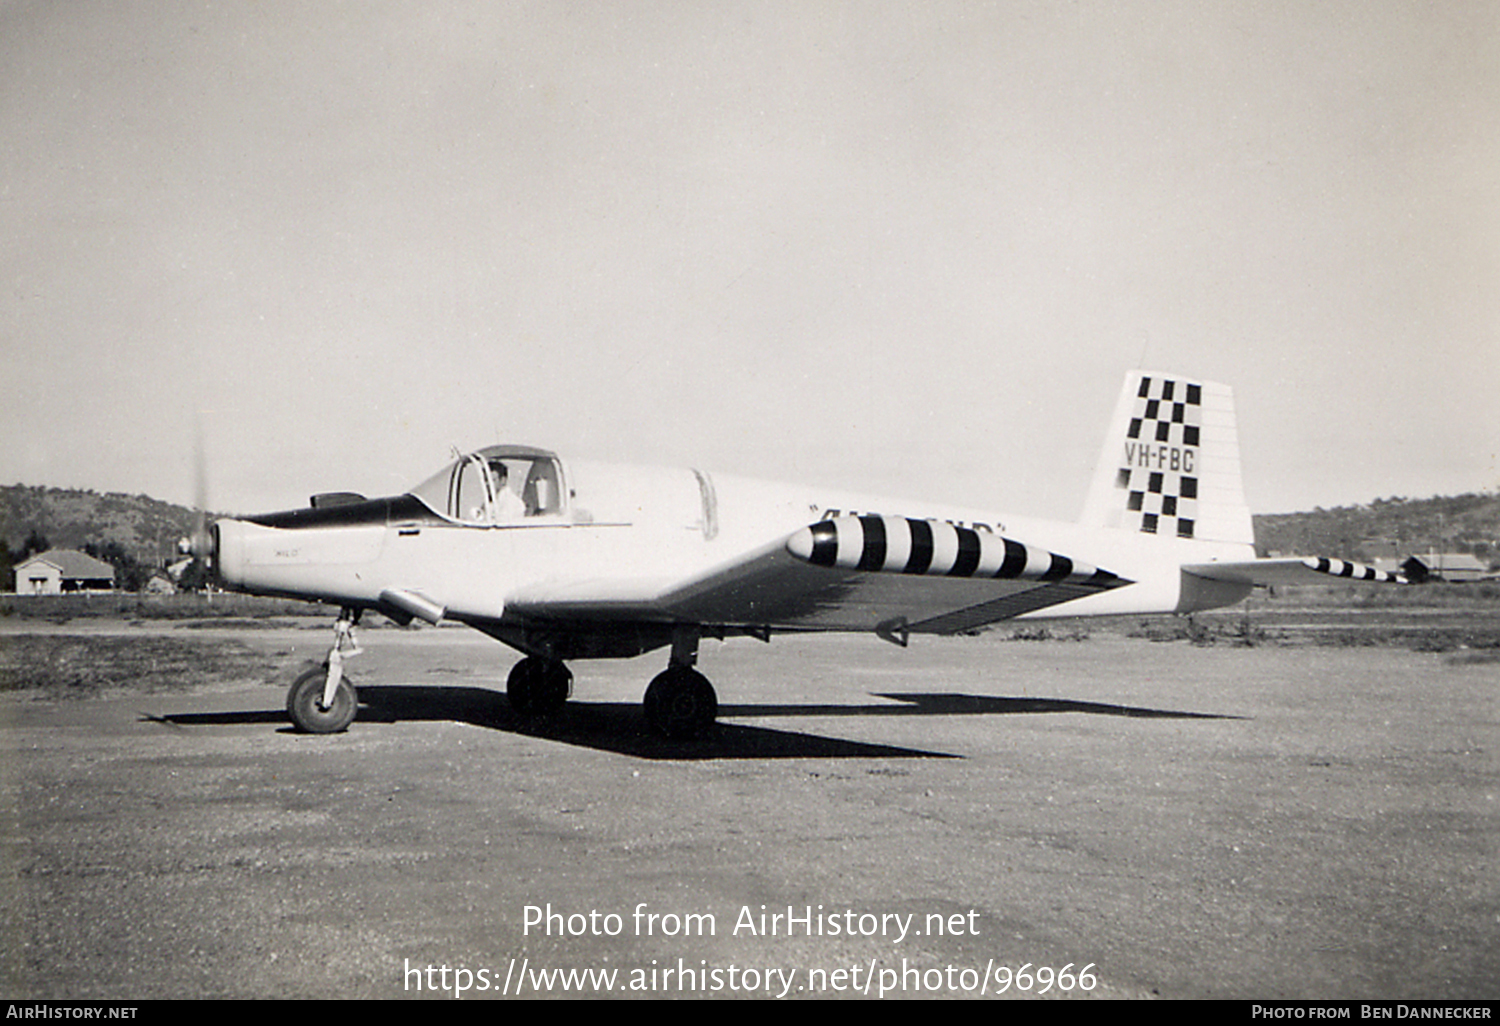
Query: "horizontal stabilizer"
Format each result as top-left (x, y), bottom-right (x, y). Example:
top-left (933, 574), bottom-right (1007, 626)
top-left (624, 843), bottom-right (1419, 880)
top-left (1183, 556), bottom-right (1412, 588)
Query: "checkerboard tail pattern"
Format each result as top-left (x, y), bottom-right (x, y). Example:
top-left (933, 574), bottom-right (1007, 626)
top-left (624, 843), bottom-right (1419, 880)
top-left (1081, 372), bottom-right (1255, 546)
top-left (1120, 375), bottom-right (1201, 538)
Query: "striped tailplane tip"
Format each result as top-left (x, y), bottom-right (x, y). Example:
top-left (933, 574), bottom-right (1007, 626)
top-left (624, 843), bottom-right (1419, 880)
top-left (787, 516), bottom-right (1130, 589)
top-left (1300, 557), bottom-right (1404, 583)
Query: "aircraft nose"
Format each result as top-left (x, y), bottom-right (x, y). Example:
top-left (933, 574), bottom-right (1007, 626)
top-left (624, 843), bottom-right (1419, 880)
top-left (212, 519), bottom-right (246, 588)
top-left (179, 521), bottom-right (216, 561)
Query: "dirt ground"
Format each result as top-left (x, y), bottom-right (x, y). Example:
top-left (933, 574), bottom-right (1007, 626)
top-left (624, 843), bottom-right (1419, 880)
top-left (0, 620), bottom-right (1496, 1000)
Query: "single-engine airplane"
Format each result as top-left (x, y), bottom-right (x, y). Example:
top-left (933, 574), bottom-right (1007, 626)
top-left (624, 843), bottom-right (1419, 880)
top-left (189, 371), bottom-right (1421, 738)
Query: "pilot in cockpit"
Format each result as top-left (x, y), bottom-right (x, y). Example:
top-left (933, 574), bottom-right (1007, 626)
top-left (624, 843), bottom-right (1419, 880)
top-left (488, 462), bottom-right (527, 520)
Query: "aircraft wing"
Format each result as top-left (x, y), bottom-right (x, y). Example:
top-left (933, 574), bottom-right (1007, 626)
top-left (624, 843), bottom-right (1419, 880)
top-left (1182, 556), bottom-right (1412, 588)
top-left (504, 515), bottom-right (1131, 637)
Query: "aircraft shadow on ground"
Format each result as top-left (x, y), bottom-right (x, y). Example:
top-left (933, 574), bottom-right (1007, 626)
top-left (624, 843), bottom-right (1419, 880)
top-left (149, 683), bottom-right (1238, 761)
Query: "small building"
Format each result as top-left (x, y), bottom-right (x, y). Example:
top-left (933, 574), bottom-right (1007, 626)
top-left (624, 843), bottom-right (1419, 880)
top-left (143, 570), bottom-right (178, 595)
top-left (12, 549), bottom-right (116, 595)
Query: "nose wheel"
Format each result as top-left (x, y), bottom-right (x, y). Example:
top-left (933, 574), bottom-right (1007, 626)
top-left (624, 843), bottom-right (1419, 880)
top-left (287, 611), bottom-right (361, 733)
top-left (287, 664), bottom-right (358, 733)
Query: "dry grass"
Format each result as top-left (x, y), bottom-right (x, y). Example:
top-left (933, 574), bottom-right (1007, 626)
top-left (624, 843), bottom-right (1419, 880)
top-left (0, 634), bottom-right (297, 698)
top-left (0, 591), bottom-right (324, 622)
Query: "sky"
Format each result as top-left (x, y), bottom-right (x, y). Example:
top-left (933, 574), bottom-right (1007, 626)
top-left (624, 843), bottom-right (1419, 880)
top-left (3, 1), bottom-right (1497, 520)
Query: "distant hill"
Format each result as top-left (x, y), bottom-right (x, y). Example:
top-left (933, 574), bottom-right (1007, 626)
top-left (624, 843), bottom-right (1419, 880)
top-left (1, 484), bottom-right (199, 567)
top-left (1253, 492), bottom-right (1500, 566)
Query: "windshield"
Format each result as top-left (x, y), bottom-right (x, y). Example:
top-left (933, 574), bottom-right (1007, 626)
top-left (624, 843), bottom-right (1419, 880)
top-left (408, 446), bottom-right (565, 523)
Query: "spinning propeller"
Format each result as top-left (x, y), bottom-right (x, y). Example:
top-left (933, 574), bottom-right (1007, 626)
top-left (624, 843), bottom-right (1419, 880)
top-left (179, 416), bottom-right (216, 569)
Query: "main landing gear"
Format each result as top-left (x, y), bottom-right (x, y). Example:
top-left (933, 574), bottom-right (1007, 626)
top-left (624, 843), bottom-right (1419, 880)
top-left (284, 614), bottom-right (723, 738)
top-left (287, 610), bottom-right (361, 733)
top-left (506, 655), bottom-right (572, 716)
top-left (643, 665), bottom-right (717, 740)
top-left (506, 627), bottom-right (719, 739)
top-left (641, 627), bottom-right (717, 739)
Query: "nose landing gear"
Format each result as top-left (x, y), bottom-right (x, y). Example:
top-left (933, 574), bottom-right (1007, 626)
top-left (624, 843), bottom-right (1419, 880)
top-left (286, 664), bottom-right (358, 733)
top-left (287, 610), bottom-right (361, 733)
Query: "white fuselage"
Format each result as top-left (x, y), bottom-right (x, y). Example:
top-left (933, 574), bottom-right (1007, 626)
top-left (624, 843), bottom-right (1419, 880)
top-left (215, 458), bottom-right (1254, 633)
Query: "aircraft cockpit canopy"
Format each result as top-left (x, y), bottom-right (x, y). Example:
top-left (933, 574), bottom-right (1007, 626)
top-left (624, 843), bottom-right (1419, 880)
top-left (408, 446), bottom-right (565, 524)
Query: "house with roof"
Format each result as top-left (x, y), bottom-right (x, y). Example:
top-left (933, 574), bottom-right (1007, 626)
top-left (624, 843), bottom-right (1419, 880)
top-left (12, 549), bottom-right (116, 594)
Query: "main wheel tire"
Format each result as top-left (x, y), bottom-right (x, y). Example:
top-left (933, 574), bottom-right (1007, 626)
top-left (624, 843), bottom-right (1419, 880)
top-left (286, 665), bottom-right (358, 734)
top-left (643, 666), bottom-right (718, 739)
top-left (507, 656), bottom-right (572, 716)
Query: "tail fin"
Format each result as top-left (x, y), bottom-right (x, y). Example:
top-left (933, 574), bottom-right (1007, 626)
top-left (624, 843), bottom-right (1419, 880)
top-left (1079, 371), bottom-right (1254, 546)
